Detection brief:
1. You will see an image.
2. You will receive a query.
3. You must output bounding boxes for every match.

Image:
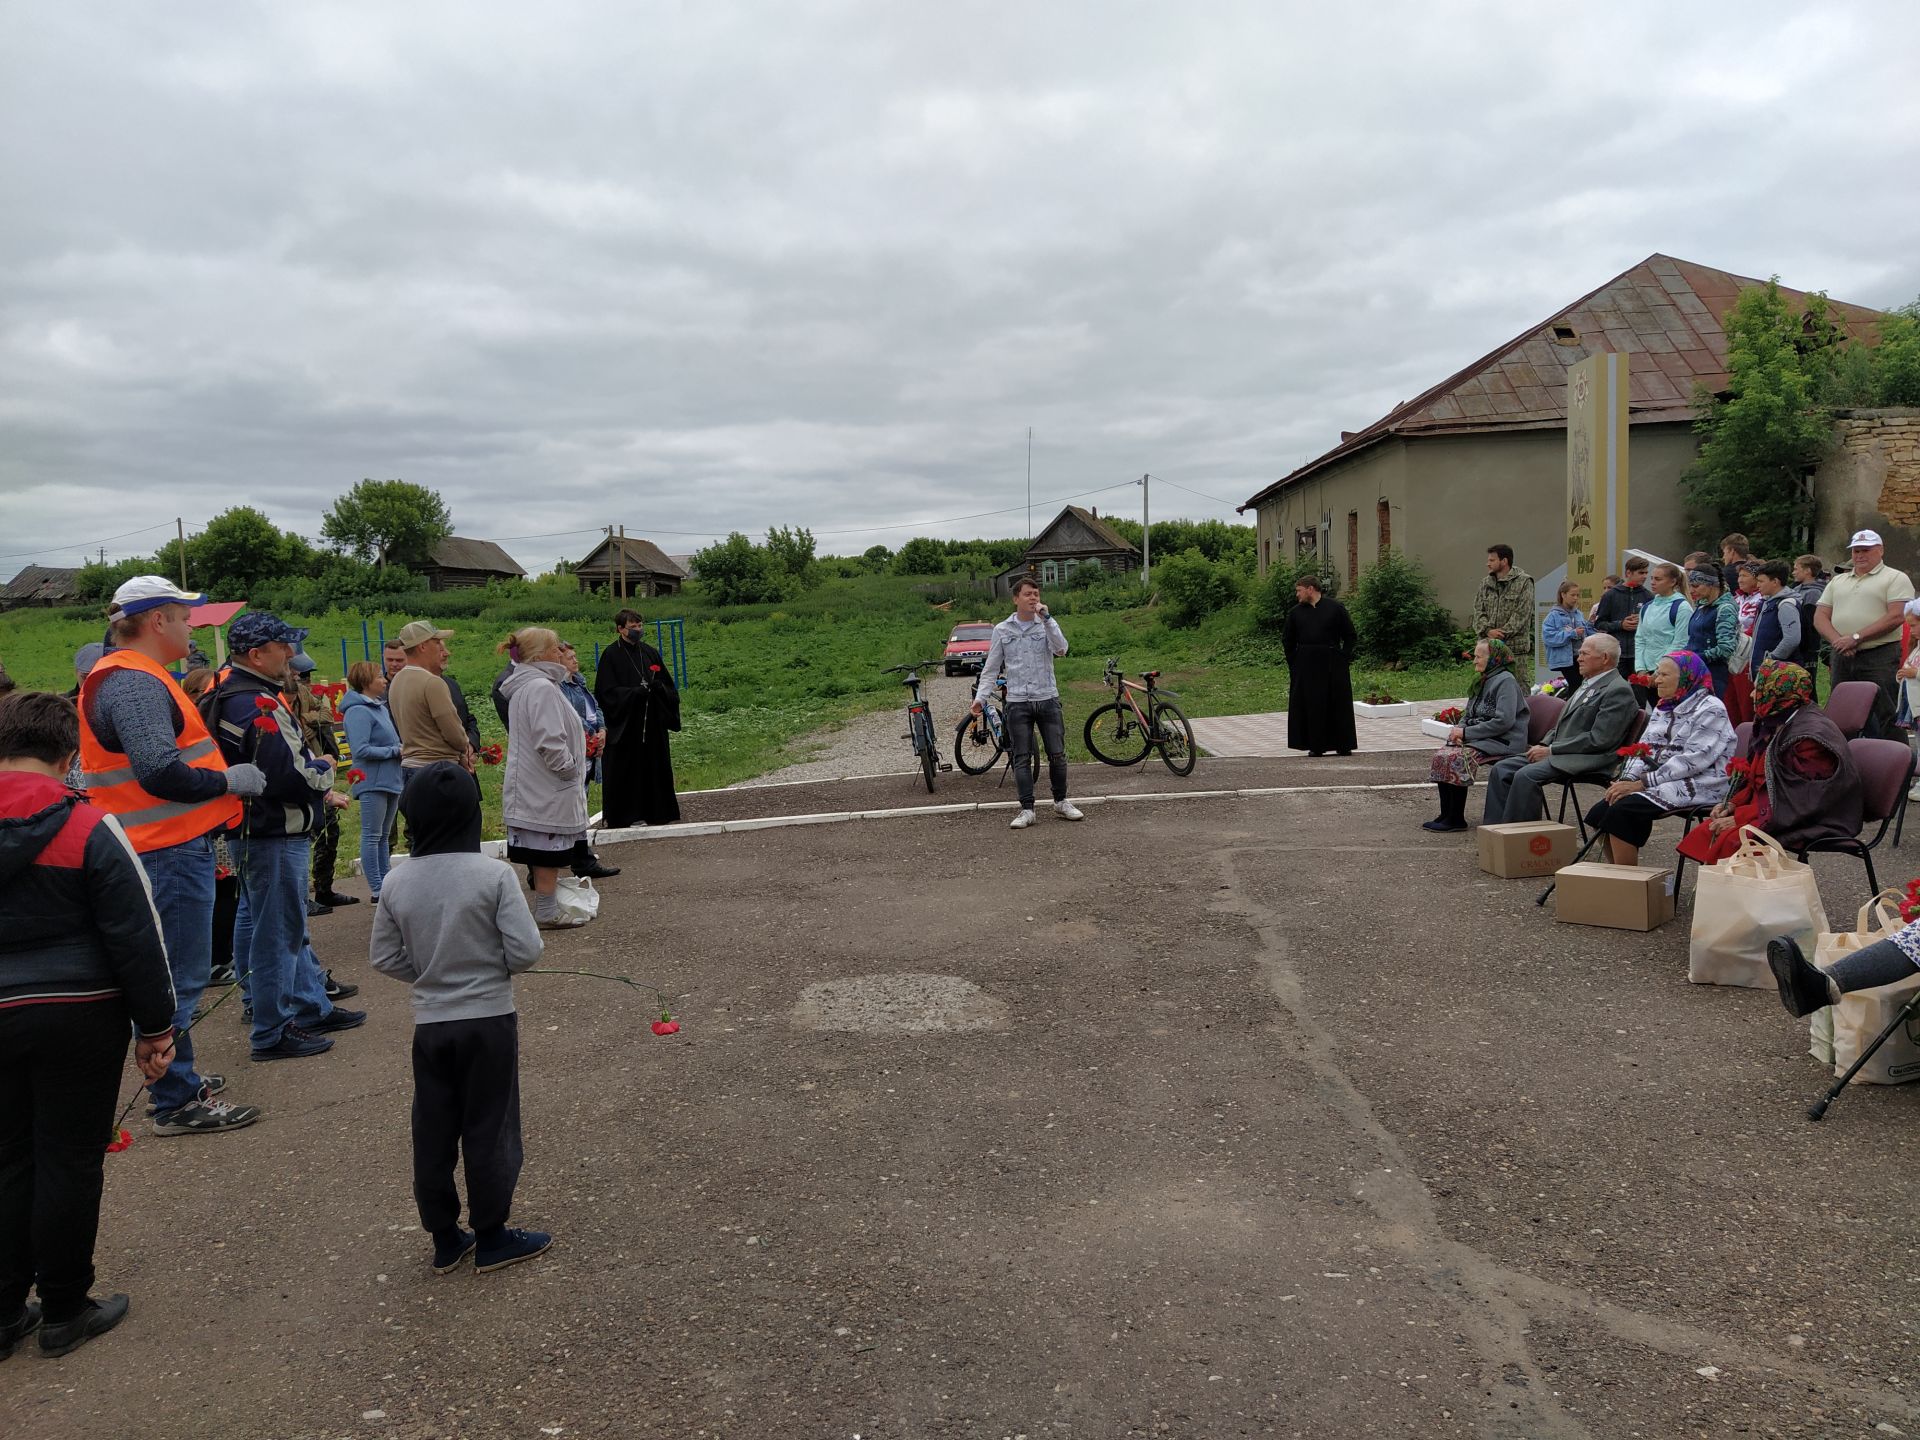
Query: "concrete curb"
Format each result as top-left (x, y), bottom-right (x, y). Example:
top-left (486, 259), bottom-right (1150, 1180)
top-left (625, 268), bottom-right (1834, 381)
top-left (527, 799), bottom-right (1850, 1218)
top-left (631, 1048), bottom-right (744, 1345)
top-left (582, 781), bottom-right (1435, 847)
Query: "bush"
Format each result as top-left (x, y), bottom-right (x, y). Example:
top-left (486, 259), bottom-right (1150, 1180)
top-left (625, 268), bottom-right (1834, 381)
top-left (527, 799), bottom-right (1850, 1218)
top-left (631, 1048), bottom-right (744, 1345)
top-left (1350, 549), bottom-right (1455, 666)
top-left (1249, 553), bottom-right (1339, 632)
top-left (692, 533), bottom-right (794, 606)
top-left (1154, 548), bottom-right (1242, 629)
top-left (892, 537), bottom-right (947, 575)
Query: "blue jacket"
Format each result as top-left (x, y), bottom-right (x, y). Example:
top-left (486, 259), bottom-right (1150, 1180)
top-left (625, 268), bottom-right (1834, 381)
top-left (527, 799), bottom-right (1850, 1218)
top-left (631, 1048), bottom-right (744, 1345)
top-left (209, 663), bottom-right (333, 838)
top-left (1542, 605), bottom-right (1590, 669)
top-left (558, 674), bottom-right (604, 784)
top-left (341, 690), bottom-right (404, 797)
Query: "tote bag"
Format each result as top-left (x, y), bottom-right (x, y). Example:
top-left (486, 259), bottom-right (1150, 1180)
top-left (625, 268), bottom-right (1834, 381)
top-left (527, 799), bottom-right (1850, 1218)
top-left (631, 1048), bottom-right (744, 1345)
top-left (1809, 890), bottom-right (1920, 1085)
top-left (1687, 826), bottom-right (1826, 988)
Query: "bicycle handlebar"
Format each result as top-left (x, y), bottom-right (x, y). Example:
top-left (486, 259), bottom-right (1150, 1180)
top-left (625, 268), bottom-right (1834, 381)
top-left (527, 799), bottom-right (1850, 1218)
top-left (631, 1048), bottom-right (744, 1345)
top-left (882, 660), bottom-right (941, 674)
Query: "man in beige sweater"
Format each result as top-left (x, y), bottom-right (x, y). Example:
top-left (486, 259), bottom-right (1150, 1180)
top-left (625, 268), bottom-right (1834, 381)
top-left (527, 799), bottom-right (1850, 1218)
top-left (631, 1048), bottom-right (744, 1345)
top-left (389, 622), bottom-right (476, 777)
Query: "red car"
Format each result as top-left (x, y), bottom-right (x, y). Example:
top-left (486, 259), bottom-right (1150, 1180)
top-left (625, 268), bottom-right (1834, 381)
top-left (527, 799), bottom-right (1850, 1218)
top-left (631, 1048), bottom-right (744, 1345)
top-left (943, 622), bottom-right (995, 677)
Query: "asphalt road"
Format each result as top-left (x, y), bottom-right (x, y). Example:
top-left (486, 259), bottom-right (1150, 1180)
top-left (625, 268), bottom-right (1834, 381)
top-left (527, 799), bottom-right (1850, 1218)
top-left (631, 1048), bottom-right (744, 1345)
top-left (3, 785), bottom-right (1916, 1439)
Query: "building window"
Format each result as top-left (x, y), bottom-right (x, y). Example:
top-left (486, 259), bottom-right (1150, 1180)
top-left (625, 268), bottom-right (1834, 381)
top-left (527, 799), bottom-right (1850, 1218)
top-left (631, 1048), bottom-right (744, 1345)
top-left (1041, 560), bottom-right (1058, 585)
top-left (1294, 527), bottom-right (1318, 560)
top-left (1263, 537), bottom-right (1272, 572)
top-left (1347, 512), bottom-right (1359, 587)
top-left (1376, 499), bottom-right (1391, 557)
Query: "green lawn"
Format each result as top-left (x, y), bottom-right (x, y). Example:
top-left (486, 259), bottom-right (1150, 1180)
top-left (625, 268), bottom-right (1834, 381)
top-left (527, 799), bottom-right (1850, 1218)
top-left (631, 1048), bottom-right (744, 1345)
top-left (0, 577), bottom-right (1480, 855)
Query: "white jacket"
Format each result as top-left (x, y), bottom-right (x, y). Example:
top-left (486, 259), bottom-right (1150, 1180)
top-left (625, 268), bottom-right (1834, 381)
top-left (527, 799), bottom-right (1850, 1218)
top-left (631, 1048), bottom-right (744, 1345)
top-left (1622, 687), bottom-right (1734, 811)
top-left (499, 660), bottom-right (587, 834)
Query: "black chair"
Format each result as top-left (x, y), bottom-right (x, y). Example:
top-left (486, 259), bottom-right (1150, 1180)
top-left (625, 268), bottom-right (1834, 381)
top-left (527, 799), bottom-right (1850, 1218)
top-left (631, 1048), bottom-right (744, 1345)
top-left (1784, 737), bottom-right (1915, 901)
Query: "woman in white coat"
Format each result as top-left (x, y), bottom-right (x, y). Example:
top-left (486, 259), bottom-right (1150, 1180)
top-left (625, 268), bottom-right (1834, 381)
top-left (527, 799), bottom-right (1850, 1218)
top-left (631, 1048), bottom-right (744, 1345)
top-left (495, 628), bottom-right (589, 929)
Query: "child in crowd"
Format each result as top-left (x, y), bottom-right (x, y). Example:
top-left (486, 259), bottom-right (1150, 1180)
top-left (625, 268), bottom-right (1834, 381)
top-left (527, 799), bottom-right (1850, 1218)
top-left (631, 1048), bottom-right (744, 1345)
top-left (1735, 562), bottom-right (1764, 635)
top-left (370, 761), bottom-right (551, 1275)
top-left (1587, 575), bottom-right (1619, 625)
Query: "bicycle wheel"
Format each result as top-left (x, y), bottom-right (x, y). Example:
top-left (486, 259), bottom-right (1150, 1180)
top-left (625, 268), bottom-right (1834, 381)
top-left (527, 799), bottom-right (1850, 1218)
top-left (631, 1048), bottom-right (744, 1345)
top-left (1152, 701), bottom-right (1198, 776)
top-left (913, 711), bottom-right (937, 793)
top-left (1084, 702), bottom-right (1151, 766)
top-left (953, 713), bottom-right (1006, 775)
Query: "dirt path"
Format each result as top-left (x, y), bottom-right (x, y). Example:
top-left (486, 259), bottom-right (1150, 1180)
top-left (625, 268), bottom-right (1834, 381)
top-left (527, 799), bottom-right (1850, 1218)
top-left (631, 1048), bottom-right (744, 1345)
top-left (733, 670), bottom-right (986, 786)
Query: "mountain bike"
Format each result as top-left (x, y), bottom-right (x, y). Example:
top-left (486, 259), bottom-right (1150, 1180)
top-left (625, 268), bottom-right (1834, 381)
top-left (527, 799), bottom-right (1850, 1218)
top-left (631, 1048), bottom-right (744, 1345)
top-left (1083, 658), bottom-right (1198, 776)
top-left (883, 660), bottom-right (948, 793)
top-left (953, 675), bottom-right (1038, 784)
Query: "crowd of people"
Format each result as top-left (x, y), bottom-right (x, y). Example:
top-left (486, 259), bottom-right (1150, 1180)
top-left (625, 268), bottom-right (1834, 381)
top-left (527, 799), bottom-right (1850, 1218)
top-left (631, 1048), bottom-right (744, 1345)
top-left (0, 578), bottom-right (688, 1358)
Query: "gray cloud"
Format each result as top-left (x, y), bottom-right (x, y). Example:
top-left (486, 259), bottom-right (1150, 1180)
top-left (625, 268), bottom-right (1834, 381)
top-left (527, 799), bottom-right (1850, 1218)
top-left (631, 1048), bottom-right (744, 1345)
top-left (4, 1), bottom-right (1918, 576)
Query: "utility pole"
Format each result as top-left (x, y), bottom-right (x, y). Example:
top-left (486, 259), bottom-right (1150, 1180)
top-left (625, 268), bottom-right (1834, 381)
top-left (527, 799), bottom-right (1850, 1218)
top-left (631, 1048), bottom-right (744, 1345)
top-left (1026, 427), bottom-right (1033, 541)
top-left (617, 524), bottom-right (628, 599)
top-left (176, 517), bottom-right (188, 588)
top-left (1138, 474), bottom-right (1150, 587)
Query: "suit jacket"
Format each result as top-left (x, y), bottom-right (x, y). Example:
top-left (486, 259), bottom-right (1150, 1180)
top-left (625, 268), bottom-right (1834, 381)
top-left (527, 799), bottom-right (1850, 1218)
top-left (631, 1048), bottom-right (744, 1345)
top-left (1542, 669), bottom-right (1637, 776)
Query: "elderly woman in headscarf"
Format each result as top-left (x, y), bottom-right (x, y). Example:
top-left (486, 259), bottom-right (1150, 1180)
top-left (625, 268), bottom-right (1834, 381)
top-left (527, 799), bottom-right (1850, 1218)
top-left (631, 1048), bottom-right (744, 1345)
top-left (1423, 638), bottom-right (1527, 833)
top-left (1675, 659), bottom-right (1861, 866)
top-left (1585, 650), bottom-right (1736, 866)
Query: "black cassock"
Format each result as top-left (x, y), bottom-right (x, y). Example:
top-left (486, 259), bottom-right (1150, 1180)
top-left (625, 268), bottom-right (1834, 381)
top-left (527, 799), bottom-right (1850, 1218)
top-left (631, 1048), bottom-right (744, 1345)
top-left (594, 636), bottom-right (682, 827)
top-left (1282, 598), bottom-right (1358, 754)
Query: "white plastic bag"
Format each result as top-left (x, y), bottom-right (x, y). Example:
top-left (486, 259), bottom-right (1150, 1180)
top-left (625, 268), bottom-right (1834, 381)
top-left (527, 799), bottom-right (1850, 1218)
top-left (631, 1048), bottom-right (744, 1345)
top-left (553, 874), bottom-right (600, 925)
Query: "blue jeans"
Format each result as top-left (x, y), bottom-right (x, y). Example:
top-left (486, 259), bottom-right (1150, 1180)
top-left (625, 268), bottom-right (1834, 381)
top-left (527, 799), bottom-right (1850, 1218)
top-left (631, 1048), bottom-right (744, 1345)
top-left (1005, 698), bottom-right (1069, 811)
top-left (228, 834), bottom-right (334, 1050)
top-left (140, 835), bottom-right (215, 1114)
top-left (358, 791), bottom-right (399, 896)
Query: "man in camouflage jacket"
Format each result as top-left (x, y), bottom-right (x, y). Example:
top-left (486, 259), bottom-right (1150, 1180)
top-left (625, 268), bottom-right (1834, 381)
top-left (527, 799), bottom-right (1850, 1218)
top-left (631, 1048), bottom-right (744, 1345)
top-left (1473, 544), bottom-right (1536, 660)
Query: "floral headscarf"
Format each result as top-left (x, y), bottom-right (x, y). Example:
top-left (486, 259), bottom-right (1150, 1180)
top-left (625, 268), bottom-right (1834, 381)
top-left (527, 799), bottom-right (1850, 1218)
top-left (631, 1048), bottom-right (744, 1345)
top-left (1467, 638), bottom-right (1516, 701)
top-left (1752, 659), bottom-right (1815, 720)
top-left (1657, 650), bottom-right (1712, 711)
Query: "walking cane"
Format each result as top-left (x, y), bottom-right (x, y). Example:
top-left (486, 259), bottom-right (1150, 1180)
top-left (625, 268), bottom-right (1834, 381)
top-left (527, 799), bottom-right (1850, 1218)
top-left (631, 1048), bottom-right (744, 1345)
top-left (1806, 989), bottom-right (1920, 1121)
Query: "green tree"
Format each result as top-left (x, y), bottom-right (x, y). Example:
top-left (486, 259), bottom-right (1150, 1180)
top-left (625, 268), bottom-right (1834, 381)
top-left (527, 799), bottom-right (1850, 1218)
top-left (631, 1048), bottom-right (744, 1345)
top-left (190, 507), bottom-right (320, 598)
top-left (860, 544), bottom-right (893, 572)
top-left (74, 555), bottom-right (156, 603)
top-left (892, 537), bottom-right (947, 575)
top-left (1871, 299), bottom-right (1920, 405)
top-left (765, 525), bottom-right (818, 583)
top-left (1250, 552), bottom-right (1339, 632)
top-left (691, 532), bottom-right (790, 605)
top-left (1682, 279), bottom-right (1839, 556)
top-left (321, 479), bottom-right (453, 570)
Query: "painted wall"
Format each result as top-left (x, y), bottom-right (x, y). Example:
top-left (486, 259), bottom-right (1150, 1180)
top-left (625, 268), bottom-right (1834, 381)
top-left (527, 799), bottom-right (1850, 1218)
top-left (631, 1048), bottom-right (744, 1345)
top-left (1251, 422), bottom-right (1700, 623)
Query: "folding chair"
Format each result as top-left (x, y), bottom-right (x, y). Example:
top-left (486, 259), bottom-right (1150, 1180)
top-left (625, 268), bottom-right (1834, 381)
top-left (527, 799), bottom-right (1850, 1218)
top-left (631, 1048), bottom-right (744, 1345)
top-left (1785, 737), bottom-right (1915, 901)
top-left (1825, 681), bottom-right (1879, 739)
top-left (1553, 708), bottom-right (1649, 844)
top-left (1731, 721), bottom-right (1752, 761)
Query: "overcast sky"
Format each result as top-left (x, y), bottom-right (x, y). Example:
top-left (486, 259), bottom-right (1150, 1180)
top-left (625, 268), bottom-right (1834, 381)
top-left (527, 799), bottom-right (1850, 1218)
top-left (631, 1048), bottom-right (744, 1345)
top-left (4, 2), bottom-right (1918, 576)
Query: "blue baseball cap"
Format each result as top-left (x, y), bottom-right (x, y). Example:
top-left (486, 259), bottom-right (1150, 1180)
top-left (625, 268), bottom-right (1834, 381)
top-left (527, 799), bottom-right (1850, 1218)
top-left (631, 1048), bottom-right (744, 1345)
top-left (228, 611), bottom-right (311, 657)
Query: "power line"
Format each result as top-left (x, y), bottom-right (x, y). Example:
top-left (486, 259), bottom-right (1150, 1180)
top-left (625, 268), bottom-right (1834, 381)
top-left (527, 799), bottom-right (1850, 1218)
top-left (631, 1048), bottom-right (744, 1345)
top-left (1149, 475), bottom-right (1236, 508)
top-left (0, 518), bottom-right (179, 563)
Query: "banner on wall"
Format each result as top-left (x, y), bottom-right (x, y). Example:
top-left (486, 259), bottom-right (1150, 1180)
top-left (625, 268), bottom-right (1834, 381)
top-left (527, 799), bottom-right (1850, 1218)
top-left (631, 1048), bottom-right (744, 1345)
top-left (1565, 351), bottom-right (1630, 610)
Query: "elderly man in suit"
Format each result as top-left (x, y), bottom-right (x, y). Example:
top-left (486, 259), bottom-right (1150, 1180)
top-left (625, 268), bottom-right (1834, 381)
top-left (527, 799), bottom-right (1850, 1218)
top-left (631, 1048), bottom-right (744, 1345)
top-left (1482, 633), bottom-right (1639, 824)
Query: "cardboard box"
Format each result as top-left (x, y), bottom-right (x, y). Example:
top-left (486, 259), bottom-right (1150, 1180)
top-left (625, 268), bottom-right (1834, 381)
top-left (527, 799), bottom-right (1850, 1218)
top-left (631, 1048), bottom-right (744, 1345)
top-left (1554, 862), bottom-right (1677, 931)
top-left (1477, 821), bottom-right (1579, 878)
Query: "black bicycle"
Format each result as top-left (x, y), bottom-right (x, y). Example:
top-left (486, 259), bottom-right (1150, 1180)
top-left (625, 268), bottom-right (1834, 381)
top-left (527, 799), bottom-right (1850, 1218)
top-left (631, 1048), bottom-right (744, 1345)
top-left (953, 674), bottom-right (1038, 784)
top-left (1083, 658), bottom-right (1198, 776)
top-left (883, 659), bottom-right (948, 793)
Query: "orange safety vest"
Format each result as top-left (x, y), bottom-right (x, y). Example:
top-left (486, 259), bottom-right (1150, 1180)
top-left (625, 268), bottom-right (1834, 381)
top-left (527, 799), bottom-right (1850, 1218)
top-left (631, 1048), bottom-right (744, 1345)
top-left (79, 649), bottom-right (243, 853)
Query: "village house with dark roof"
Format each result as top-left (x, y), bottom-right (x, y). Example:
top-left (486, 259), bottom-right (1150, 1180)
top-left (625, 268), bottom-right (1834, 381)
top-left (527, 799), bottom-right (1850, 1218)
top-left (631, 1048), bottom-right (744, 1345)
top-left (1238, 254), bottom-right (1885, 622)
top-left (414, 537), bottom-right (526, 591)
top-left (573, 535), bottom-right (689, 599)
top-left (1, 564), bottom-right (81, 609)
top-left (995, 505), bottom-right (1141, 596)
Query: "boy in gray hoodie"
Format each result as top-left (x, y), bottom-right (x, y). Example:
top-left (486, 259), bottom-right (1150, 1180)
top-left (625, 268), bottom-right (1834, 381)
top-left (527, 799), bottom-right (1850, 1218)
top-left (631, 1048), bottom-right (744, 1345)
top-left (370, 763), bottom-right (551, 1274)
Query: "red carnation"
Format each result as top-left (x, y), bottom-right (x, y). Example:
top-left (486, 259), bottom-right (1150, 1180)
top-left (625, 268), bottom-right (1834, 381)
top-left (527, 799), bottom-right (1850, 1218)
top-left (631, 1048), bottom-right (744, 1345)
top-left (254, 696), bottom-right (278, 711)
top-left (1628, 672), bottom-right (1655, 688)
top-left (252, 716), bottom-right (277, 732)
top-left (106, 1128), bottom-right (132, 1154)
top-left (345, 767), bottom-right (366, 783)
top-left (651, 1010), bottom-right (679, 1036)
top-left (648, 664), bottom-right (663, 673)
top-left (1616, 742), bottom-right (1653, 761)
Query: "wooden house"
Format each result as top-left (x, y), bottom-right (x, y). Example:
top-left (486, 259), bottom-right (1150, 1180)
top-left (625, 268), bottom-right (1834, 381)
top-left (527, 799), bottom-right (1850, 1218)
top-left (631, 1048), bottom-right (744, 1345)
top-left (995, 506), bottom-right (1140, 596)
top-left (573, 535), bottom-right (689, 599)
top-left (414, 537), bottom-right (526, 591)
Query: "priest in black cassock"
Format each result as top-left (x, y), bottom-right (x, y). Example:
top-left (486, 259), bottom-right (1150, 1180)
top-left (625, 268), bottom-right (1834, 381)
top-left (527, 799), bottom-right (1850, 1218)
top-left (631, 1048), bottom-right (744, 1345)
top-left (594, 609), bottom-right (683, 826)
top-left (1280, 575), bottom-right (1358, 756)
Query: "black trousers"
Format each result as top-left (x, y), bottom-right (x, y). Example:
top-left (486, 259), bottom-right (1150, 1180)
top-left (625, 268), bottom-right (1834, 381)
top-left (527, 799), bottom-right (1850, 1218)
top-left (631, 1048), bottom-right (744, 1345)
top-left (1005, 697), bottom-right (1069, 809)
top-left (0, 999), bottom-right (130, 1322)
top-left (311, 807), bottom-right (340, 895)
top-left (411, 1014), bottom-right (523, 1239)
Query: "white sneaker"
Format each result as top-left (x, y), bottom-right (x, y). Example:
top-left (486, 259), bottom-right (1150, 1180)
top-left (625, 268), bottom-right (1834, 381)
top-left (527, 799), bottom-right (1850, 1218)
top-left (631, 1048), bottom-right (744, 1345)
top-left (1009, 809), bottom-right (1037, 829)
top-left (1052, 800), bottom-right (1085, 821)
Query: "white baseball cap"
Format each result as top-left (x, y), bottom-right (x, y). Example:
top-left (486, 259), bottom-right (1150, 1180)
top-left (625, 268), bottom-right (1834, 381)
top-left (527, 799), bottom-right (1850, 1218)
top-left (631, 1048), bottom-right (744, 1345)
top-left (107, 575), bottom-right (207, 619)
top-left (1849, 529), bottom-right (1885, 549)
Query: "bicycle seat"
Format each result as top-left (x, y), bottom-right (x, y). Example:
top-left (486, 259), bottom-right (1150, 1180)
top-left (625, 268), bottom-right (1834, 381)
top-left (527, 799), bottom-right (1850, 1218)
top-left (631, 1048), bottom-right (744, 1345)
top-left (1143, 670), bottom-right (1160, 680)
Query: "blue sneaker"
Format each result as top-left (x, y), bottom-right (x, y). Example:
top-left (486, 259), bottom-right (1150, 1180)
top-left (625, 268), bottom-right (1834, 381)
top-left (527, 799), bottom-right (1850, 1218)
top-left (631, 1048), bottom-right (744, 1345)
top-left (431, 1228), bottom-right (476, 1274)
top-left (475, 1227), bottom-right (551, 1273)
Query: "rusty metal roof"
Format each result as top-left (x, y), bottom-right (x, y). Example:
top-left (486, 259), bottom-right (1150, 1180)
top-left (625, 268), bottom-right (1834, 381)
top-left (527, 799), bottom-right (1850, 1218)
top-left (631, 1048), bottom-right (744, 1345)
top-left (1240, 254), bottom-right (1886, 511)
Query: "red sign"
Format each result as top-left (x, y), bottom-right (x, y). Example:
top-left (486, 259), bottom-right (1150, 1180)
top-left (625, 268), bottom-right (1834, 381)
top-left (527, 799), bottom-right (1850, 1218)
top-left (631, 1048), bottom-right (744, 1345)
top-left (1529, 835), bottom-right (1553, 856)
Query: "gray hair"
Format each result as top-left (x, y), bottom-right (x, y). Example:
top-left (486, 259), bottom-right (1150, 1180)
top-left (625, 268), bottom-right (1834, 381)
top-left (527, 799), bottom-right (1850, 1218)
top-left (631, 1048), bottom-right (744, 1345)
top-left (1582, 632), bottom-right (1621, 664)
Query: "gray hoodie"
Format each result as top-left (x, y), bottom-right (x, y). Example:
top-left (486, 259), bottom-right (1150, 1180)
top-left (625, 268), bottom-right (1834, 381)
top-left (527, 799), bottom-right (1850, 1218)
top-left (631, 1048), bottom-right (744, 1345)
top-left (498, 659), bottom-right (588, 834)
top-left (370, 852), bottom-right (543, 1023)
